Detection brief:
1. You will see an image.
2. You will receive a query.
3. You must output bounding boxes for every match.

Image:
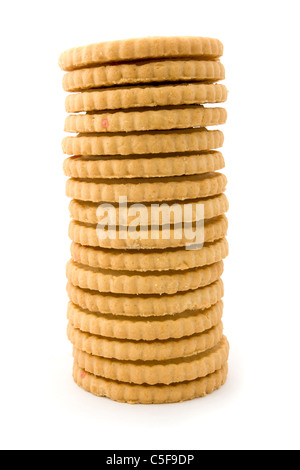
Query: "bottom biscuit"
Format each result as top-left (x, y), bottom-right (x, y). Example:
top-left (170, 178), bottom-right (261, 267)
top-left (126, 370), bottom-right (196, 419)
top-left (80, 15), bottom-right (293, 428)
top-left (73, 362), bottom-right (228, 404)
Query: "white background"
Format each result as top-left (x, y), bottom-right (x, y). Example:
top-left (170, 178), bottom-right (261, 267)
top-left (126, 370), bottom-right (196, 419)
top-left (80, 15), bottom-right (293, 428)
top-left (1, 0), bottom-right (299, 451)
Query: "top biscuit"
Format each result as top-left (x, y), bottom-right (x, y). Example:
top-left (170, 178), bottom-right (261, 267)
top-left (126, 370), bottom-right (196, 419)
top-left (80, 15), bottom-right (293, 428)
top-left (59, 37), bottom-right (224, 71)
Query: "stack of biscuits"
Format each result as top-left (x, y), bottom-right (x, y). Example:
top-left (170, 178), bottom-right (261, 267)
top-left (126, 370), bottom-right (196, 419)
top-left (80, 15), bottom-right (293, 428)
top-left (59, 37), bottom-right (229, 404)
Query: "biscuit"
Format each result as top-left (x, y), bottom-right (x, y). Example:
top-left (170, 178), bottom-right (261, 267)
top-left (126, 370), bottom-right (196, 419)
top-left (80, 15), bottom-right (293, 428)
top-left (70, 237), bottom-right (229, 272)
top-left (68, 193), bottom-right (229, 226)
top-left (66, 172), bottom-right (227, 203)
top-left (66, 259), bottom-right (224, 295)
top-left (65, 106), bottom-right (227, 134)
top-left (63, 60), bottom-right (225, 92)
top-left (73, 336), bottom-right (229, 385)
top-left (62, 128), bottom-right (224, 156)
top-left (67, 300), bottom-right (224, 341)
top-left (69, 213), bottom-right (228, 251)
top-left (59, 37), bottom-right (224, 71)
top-left (63, 151), bottom-right (225, 180)
top-left (73, 361), bottom-right (228, 404)
top-left (67, 321), bottom-right (224, 362)
top-left (65, 83), bottom-right (228, 113)
top-left (68, 214), bottom-right (228, 250)
top-left (66, 278), bottom-right (224, 317)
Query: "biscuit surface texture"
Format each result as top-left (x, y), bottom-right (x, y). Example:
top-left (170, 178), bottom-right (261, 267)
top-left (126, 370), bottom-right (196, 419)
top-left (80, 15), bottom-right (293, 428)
top-left (65, 83), bottom-right (228, 113)
top-left (68, 193), bottom-right (229, 226)
top-left (66, 278), bottom-right (224, 317)
top-left (62, 60), bottom-right (225, 92)
top-left (73, 362), bottom-right (228, 404)
top-left (70, 237), bottom-right (229, 272)
top-left (72, 335), bottom-right (229, 385)
top-left (63, 151), bottom-right (225, 180)
top-left (66, 259), bottom-right (224, 295)
top-left (67, 321), bottom-right (225, 361)
top-left (62, 129), bottom-right (224, 156)
top-left (67, 300), bottom-right (224, 341)
top-left (68, 214), bottom-right (228, 251)
top-left (59, 37), bottom-right (224, 71)
top-left (65, 106), bottom-right (227, 133)
top-left (68, 214), bottom-right (228, 250)
top-left (66, 172), bottom-right (227, 203)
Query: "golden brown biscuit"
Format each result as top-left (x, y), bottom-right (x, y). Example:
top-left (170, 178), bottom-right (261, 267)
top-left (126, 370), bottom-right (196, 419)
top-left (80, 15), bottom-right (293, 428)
top-left (72, 335), bottom-right (229, 385)
top-left (63, 151), bottom-right (225, 180)
top-left (66, 259), bottom-right (224, 295)
top-left (65, 83), bottom-right (228, 113)
top-left (62, 128), bottom-right (224, 156)
top-left (67, 321), bottom-right (224, 361)
top-left (67, 300), bottom-right (224, 341)
top-left (66, 172), bottom-right (227, 203)
top-left (73, 361), bottom-right (228, 404)
top-left (66, 278), bottom-right (224, 317)
top-left (65, 106), bottom-right (227, 133)
top-left (63, 60), bottom-right (225, 92)
top-left (59, 37), bottom-right (224, 71)
top-left (68, 215), bottom-right (228, 250)
top-left (68, 193), bottom-right (229, 226)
